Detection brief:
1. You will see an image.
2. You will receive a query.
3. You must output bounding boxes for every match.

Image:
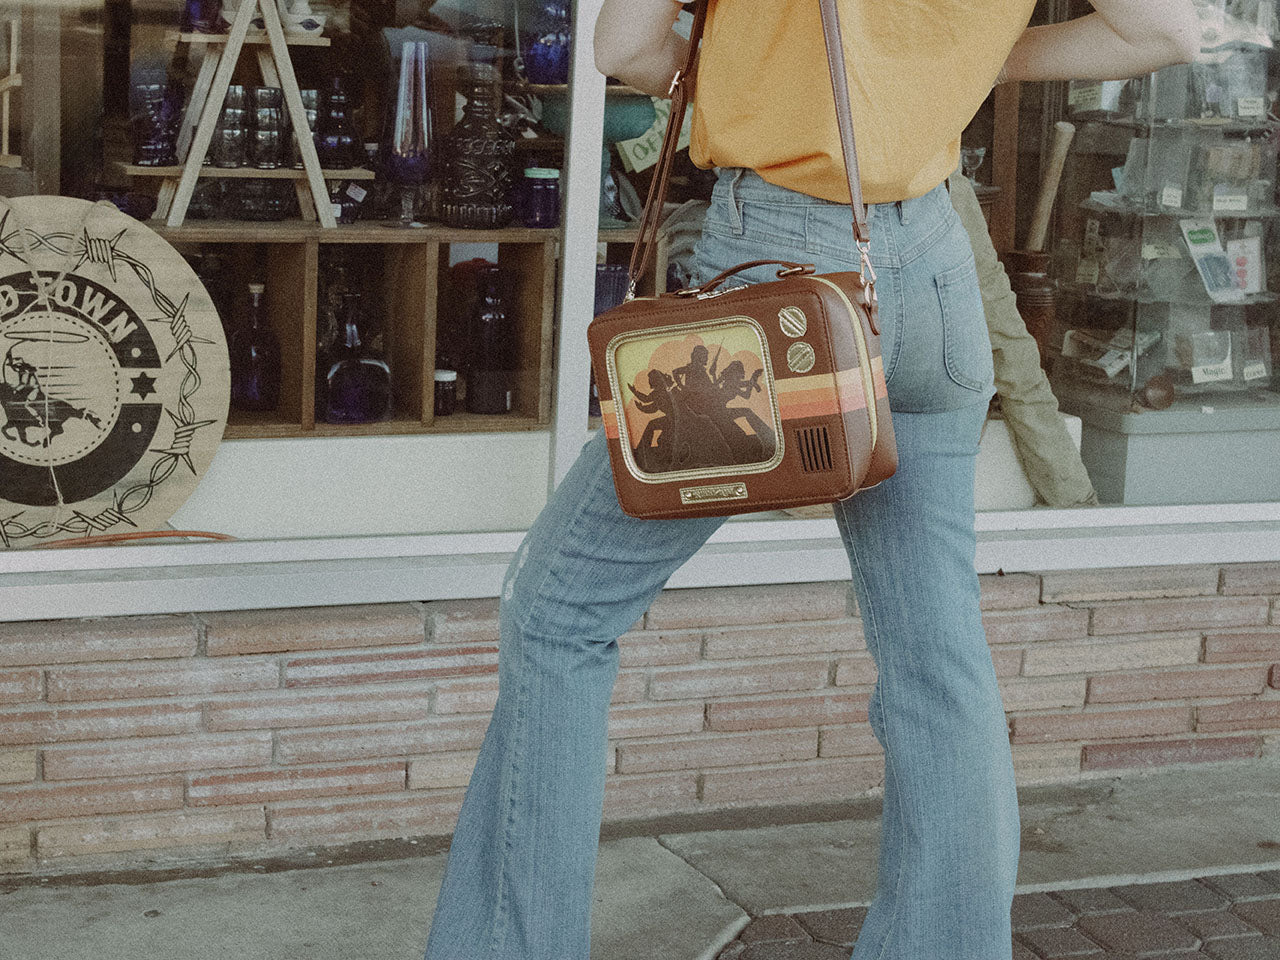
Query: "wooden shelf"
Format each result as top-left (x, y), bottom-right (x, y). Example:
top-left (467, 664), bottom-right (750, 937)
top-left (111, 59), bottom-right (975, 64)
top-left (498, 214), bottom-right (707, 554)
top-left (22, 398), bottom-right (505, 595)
top-left (168, 30), bottom-right (330, 47)
top-left (510, 82), bottom-right (649, 98)
top-left (154, 220), bottom-right (565, 243)
top-left (120, 163), bottom-right (374, 180)
top-left (0, 154), bottom-right (20, 168)
top-left (224, 412), bottom-right (544, 439)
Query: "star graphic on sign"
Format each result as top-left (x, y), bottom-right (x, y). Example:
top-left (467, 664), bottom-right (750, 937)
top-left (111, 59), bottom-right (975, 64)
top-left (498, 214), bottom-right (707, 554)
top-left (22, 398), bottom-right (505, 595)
top-left (130, 371), bottom-right (157, 399)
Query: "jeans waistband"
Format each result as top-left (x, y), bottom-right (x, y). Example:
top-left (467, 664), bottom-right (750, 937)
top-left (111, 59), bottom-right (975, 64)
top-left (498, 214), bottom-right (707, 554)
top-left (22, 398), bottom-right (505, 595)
top-left (717, 167), bottom-right (952, 227)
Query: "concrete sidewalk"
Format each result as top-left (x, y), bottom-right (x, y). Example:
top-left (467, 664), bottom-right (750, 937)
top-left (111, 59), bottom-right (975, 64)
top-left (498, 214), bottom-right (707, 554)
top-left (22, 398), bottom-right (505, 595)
top-left (2, 759), bottom-right (1278, 960)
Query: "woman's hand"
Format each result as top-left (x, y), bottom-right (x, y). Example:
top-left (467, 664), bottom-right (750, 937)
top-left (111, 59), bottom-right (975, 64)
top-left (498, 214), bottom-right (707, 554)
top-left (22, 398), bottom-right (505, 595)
top-left (594, 0), bottom-right (689, 98)
top-left (997, 0), bottom-right (1201, 84)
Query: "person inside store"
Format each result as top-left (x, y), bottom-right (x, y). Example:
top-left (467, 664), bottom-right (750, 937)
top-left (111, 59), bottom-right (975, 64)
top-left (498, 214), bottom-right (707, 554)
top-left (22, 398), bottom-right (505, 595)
top-left (421, 2), bottom-right (1199, 958)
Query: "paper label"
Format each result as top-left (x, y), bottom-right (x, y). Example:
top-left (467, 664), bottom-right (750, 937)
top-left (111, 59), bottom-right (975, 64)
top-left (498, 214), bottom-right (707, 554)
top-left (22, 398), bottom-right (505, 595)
top-left (1213, 186), bottom-right (1249, 212)
top-left (1075, 259), bottom-right (1100, 285)
top-left (1238, 96), bottom-right (1266, 118)
top-left (1142, 242), bottom-right (1183, 260)
top-left (331, 202), bottom-right (343, 220)
top-left (1244, 361), bottom-right (1268, 380)
top-left (1192, 359), bottom-right (1233, 383)
top-left (617, 97), bottom-right (693, 173)
top-left (1068, 81), bottom-right (1104, 112)
top-left (1161, 184), bottom-right (1184, 209)
top-left (345, 183), bottom-right (368, 202)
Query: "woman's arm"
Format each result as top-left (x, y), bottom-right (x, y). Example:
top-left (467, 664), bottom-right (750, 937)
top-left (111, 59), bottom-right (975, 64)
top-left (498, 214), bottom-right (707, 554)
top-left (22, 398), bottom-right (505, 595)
top-left (998, 0), bottom-right (1201, 83)
top-left (594, 0), bottom-right (688, 98)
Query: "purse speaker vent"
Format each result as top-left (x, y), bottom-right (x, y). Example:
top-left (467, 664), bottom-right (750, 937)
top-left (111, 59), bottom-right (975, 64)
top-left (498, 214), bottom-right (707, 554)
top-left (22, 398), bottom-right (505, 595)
top-left (796, 426), bottom-right (833, 473)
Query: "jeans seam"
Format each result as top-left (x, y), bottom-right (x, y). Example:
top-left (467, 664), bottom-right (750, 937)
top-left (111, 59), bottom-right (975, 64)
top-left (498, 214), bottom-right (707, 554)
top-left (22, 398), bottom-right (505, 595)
top-left (846, 537), bottom-right (907, 960)
top-left (487, 623), bottom-right (530, 959)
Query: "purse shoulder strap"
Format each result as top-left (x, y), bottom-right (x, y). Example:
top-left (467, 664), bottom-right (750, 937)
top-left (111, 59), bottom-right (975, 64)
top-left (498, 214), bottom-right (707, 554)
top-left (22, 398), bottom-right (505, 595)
top-left (624, 0), bottom-right (871, 299)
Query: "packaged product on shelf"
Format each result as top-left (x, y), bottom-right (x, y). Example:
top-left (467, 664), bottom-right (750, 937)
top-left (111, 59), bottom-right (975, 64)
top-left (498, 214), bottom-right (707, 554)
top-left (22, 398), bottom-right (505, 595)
top-left (1191, 48), bottom-right (1269, 119)
top-left (1190, 135), bottom-right (1274, 214)
top-left (1136, 63), bottom-right (1192, 121)
top-left (1067, 79), bottom-right (1134, 119)
top-left (1061, 325), bottom-right (1162, 380)
top-left (1165, 302), bottom-right (1238, 389)
top-left (1243, 320), bottom-right (1274, 384)
top-left (1147, 127), bottom-right (1195, 212)
top-left (1179, 218), bottom-right (1248, 302)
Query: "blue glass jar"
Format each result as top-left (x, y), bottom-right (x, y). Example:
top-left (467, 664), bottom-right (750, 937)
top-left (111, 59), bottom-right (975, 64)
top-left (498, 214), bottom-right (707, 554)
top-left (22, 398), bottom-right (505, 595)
top-left (518, 167), bottom-right (560, 228)
top-left (521, 0), bottom-right (571, 85)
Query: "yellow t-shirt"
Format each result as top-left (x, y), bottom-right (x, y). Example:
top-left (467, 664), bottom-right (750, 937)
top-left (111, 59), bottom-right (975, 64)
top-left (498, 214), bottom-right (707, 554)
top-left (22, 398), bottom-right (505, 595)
top-left (688, 0), bottom-right (1036, 204)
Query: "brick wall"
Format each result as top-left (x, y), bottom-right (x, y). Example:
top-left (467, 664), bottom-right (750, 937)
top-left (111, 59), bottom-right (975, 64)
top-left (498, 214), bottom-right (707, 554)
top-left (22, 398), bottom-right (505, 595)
top-left (1, 562), bottom-right (1278, 875)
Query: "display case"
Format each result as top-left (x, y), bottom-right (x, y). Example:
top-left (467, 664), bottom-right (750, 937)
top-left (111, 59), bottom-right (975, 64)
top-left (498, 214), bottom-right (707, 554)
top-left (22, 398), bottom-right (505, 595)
top-left (1050, 5), bottom-right (1280, 504)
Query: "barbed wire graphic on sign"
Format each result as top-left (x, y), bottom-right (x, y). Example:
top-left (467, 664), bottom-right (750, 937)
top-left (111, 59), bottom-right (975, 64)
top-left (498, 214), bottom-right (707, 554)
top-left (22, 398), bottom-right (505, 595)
top-left (0, 210), bottom-right (219, 547)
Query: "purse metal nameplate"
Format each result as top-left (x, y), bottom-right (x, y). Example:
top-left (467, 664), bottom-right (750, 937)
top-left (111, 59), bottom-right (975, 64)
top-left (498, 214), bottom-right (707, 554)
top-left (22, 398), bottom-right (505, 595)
top-left (679, 482), bottom-right (749, 505)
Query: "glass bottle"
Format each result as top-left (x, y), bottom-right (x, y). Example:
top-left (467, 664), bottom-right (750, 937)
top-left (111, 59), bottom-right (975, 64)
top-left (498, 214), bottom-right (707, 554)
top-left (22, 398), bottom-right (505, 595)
top-left (318, 292), bottom-right (393, 423)
top-left (385, 40), bottom-right (434, 226)
top-left (229, 282), bottom-right (282, 412)
top-left (440, 61), bottom-right (515, 228)
top-left (520, 0), bottom-right (571, 85)
top-left (466, 265), bottom-right (514, 414)
top-left (317, 77), bottom-right (358, 168)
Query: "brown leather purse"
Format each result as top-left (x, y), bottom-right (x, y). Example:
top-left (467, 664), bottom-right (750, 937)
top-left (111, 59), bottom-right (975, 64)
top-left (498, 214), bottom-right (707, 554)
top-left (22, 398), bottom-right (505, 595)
top-left (588, 0), bottom-right (896, 520)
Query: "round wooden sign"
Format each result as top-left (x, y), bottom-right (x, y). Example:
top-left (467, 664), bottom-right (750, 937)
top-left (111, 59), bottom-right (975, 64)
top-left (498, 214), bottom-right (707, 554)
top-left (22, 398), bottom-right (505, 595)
top-left (0, 196), bottom-right (229, 548)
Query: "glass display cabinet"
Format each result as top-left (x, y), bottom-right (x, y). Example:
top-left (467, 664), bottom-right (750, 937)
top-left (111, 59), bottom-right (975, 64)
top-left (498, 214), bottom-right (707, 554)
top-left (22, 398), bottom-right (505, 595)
top-left (1049, 0), bottom-right (1280, 504)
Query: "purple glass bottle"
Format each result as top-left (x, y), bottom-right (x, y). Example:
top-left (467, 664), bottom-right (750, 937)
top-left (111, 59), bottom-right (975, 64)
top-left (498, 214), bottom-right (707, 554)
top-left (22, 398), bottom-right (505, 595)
top-left (318, 292), bottom-right (393, 423)
top-left (229, 282), bottom-right (282, 412)
top-left (466, 266), bottom-right (514, 414)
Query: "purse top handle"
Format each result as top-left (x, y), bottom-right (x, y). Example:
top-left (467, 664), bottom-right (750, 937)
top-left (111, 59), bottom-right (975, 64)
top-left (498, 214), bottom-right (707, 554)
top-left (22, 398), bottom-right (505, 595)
top-left (623, 0), bottom-right (872, 300)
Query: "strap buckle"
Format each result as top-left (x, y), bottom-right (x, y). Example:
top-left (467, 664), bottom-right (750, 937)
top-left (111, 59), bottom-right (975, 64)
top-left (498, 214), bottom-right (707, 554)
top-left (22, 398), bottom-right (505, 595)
top-left (667, 69), bottom-right (684, 97)
top-left (857, 241), bottom-right (878, 306)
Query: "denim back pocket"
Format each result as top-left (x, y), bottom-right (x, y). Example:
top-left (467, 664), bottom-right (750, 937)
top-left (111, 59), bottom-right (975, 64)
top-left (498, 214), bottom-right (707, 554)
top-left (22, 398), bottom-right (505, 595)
top-left (935, 259), bottom-right (994, 393)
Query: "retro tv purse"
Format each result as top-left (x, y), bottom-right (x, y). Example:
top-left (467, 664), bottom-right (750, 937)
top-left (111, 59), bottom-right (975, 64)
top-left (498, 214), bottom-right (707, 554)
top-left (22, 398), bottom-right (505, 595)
top-left (587, 0), bottom-right (897, 520)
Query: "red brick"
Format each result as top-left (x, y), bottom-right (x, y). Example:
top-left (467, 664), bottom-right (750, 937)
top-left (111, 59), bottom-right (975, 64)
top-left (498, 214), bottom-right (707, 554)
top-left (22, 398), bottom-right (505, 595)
top-left (991, 648), bottom-right (1024, 678)
top-left (1203, 630), bottom-right (1280, 663)
top-left (1087, 597), bottom-right (1269, 635)
top-left (1009, 705), bottom-right (1191, 744)
top-left (1041, 566), bottom-right (1220, 603)
top-left (706, 691), bottom-right (864, 732)
top-left (46, 660), bottom-right (278, 703)
top-left (1022, 635), bottom-right (1201, 677)
top-left (612, 670), bottom-right (648, 704)
top-left (1081, 735), bottom-right (1261, 771)
top-left (982, 607), bottom-right (1090, 645)
top-left (0, 702), bottom-right (200, 745)
top-left (701, 621), bottom-right (863, 660)
top-left (616, 729), bottom-right (816, 774)
top-left (0, 777), bottom-right (183, 823)
top-left (0, 669), bottom-right (41, 704)
top-left (268, 793), bottom-right (463, 840)
top-left (283, 645), bottom-right (497, 688)
top-left (701, 758), bottom-right (882, 806)
top-left (1220, 562), bottom-right (1280, 596)
top-left (42, 733), bottom-right (273, 781)
top-left (432, 677), bottom-right (500, 714)
top-left (0, 826), bottom-right (29, 864)
top-left (424, 599), bottom-right (499, 643)
top-left (834, 656), bottom-right (877, 686)
top-left (189, 762), bottom-right (405, 806)
top-left (0, 751), bottom-right (35, 784)
top-left (407, 751), bottom-right (478, 790)
top-left (37, 808), bottom-right (265, 858)
top-left (617, 632), bottom-right (701, 667)
top-left (818, 725), bottom-right (883, 758)
top-left (608, 703), bottom-right (704, 740)
top-left (203, 604), bottom-right (424, 656)
top-left (0, 616), bottom-right (197, 667)
top-left (1086, 666), bottom-right (1268, 704)
top-left (643, 582), bottom-right (852, 630)
top-left (979, 573), bottom-right (1042, 610)
top-left (276, 716), bottom-right (490, 765)
top-left (998, 677), bottom-right (1087, 712)
top-left (602, 772), bottom-right (699, 819)
top-left (1196, 700), bottom-right (1280, 733)
top-left (204, 689), bottom-right (431, 732)
top-left (650, 659), bottom-right (828, 701)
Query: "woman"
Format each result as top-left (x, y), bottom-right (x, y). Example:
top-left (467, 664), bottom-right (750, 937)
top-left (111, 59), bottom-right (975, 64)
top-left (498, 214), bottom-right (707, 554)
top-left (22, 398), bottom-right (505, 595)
top-left (423, 2), bottom-right (1199, 958)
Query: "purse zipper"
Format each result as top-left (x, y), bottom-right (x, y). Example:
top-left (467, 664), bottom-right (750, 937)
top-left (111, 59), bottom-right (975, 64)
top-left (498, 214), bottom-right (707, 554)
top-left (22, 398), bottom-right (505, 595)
top-left (803, 276), bottom-right (879, 448)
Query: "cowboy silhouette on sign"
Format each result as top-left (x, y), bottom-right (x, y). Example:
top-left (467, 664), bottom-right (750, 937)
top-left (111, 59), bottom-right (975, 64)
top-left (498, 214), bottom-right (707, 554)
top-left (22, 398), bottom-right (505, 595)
top-left (628, 341), bottom-right (775, 474)
top-left (0, 346), bottom-right (103, 448)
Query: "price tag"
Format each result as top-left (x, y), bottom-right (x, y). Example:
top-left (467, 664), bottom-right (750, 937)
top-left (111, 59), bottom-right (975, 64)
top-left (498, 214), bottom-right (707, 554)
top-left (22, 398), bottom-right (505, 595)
top-left (345, 183), bottom-right (368, 202)
top-left (1192, 359), bottom-right (1233, 384)
top-left (1161, 184), bottom-right (1184, 209)
top-left (1068, 81), bottom-right (1104, 112)
top-left (1238, 96), bottom-right (1266, 118)
top-left (1213, 186), bottom-right (1249, 213)
top-left (1075, 259), bottom-right (1100, 285)
top-left (1244, 361), bottom-right (1269, 380)
top-left (1142, 242), bottom-right (1183, 260)
top-left (331, 202), bottom-right (343, 220)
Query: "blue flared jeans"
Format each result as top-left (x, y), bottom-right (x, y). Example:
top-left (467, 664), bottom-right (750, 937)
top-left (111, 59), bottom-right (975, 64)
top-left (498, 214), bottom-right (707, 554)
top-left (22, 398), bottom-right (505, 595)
top-left (424, 168), bottom-right (1021, 960)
